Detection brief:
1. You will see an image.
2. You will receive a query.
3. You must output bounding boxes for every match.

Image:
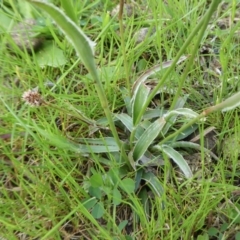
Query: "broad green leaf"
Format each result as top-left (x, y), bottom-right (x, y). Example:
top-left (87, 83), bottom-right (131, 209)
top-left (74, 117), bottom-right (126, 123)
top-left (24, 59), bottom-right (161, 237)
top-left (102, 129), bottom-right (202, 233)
top-left (35, 41), bottom-right (67, 67)
top-left (119, 178), bottom-right (135, 194)
top-left (142, 172), bottom-right (164, 197)
top-left (89, 173), bottom-right (103, 188)
top-left (135, 121), bottom-right (150, 139)
top-left (133, 118), bottom-right (166, 161)
top-left (89, 187), bottom-right (102, 199)
top-left (114, 113), bottom-right (133, 132)
top-left (159, 145), bottom-right (193, 178)
top-left (112, 187), bottom-right (122, 205)
top-left (82, 198), bottom-right (98, 210)
top-left (132, 83), bottom-right (150, 125)
top-left (28, 0), bottom-right (97, 78)
top-left (118, 220), bottom-right (128, 232)
top-left (91, 202), bottom-right (105, 219)
top-left (207, 227), bottom-right (219, 237)
top-left (101, 186), bottom-right (111, 195)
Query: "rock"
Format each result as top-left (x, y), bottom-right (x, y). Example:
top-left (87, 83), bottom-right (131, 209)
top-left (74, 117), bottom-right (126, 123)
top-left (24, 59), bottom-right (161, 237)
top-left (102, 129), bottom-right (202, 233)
top-left (10, 19), bottom-right (44, 53)
top-left (110, 3), bottom-right (135, 18)
top-left (133, 27), bottom-right (156, 44)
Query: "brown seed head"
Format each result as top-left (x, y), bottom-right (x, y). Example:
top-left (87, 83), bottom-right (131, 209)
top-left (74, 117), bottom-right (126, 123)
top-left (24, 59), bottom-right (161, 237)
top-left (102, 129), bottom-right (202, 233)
top-left (22, 89), bottom-right (43, 107)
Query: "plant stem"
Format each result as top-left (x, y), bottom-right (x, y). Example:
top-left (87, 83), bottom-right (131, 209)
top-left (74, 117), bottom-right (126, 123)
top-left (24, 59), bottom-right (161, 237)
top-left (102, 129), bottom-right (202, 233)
top-left (119, 0), bottom-right (131, 94)
top-left (159, 113), bottom-right (205, 145)
top-left (170, 0), bottom-right (220, 110)
top-left (94, 79), bottom-right (130, 166)
top-left (134, 1), bottom-right (222, 127)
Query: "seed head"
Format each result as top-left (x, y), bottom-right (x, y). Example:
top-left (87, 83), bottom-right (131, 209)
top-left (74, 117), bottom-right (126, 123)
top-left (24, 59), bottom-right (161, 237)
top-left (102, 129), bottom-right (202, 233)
top-left (22, 89), bottom-right (43, 107)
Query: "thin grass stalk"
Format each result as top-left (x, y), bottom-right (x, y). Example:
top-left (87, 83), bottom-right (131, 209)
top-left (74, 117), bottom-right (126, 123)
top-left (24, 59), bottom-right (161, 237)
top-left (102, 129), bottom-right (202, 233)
top-left (160, 89), bottom-right (240, 145)
top-left (27, 0), bottom-right (130, 165)
top-left (159, 113), bottom-right (204, 145)
top-left (60, 0), bottom-right (78, 23)
top-left (133, 1), bottom-right (221, 127)
top-left (119, 0), bottom-right (131, 93)
top-left (169, 1), bottom-right (221, 110)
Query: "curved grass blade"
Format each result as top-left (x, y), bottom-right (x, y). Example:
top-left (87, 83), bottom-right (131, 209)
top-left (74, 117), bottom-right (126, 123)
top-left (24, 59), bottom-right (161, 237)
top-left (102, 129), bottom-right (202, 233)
top-left (131, 56), bottom-right (188, 96)
top-left (157, 144), bottom-right (193, 178)
top-left (163, 108), bottom-right (199, 119)
top-left (27, 0), bottom-right (97, 79)
top-left (114, 113), bottom-right (133, 132)
top-left (142, 171), bottom-right (164, 198)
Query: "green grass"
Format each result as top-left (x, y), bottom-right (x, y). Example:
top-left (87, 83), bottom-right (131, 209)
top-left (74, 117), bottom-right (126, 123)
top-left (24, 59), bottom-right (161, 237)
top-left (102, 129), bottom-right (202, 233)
top-left (1, 0), bottom-right (240, 239)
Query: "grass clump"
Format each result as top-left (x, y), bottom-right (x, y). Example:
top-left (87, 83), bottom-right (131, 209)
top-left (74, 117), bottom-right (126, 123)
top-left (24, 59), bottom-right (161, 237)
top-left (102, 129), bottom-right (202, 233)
top-left (0, 0), bottom-right (240, 239)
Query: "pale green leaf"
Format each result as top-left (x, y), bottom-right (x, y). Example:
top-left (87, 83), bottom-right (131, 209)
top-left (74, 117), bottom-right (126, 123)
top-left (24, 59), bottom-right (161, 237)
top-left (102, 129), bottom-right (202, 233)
top-left (82, 198), bottom-right (97, 210)
top-left (112, 187), bottom-right (122, 205)
top-left (119, 178), bottom-right (135, 194)
top-left (132, 83), bottom-right (150, 125)
top-left (89, 187), bottom-right (102, 199)
top-left (92, 202), bottom-right (105, 219)
top-left (159, 145), bottom-right (193, 178)
top-left (35, 41), bottom-right (67, 67)
top-left (118, 220), bottom-right (128, 232)
top-left (114, 113), bottom-right (133, 132)
top-left (133, 118), bottom-right (166, 161)
top-left (76, 137), bottom-right (119, 147)
top-left (142, 172), bottom-right (164, 197)
top-left (163, 108), bottom-right (199, 119)
top-left (221, 91), bottom-right (240, 112)
top-left (89, 173), bottom-right (103, 188)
